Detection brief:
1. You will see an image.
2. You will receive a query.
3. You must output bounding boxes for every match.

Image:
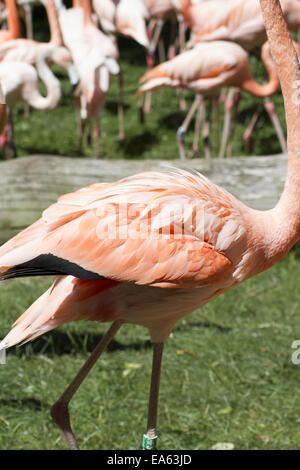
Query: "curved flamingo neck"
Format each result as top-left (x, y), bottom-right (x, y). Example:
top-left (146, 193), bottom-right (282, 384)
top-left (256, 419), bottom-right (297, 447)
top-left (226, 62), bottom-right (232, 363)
top-left (45, 0), bottom-right (64, 46)
top-left (27, 48), bottom-right (61, 110)
top-left (241, 42), bottom-right (279, 98)
top-left (5, 0), bottom-right (21, 39)
top-left (251, 0), bottom-right (300, 265)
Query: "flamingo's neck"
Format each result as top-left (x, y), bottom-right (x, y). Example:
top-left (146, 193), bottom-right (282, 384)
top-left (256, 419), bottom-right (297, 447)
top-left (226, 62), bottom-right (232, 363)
top-left (5, 0), bottom-right (21, 38)
top-left (45, 0), bottom-right (63, 46)
top-left (241, 42), bottom-right (279, 98)
top-left (249, 0), bottom-right (300, 266)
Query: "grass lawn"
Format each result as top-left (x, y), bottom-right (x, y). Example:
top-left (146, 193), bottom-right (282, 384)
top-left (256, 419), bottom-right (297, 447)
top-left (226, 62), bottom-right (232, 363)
top-left (0, 247), bottom-right (300, 450)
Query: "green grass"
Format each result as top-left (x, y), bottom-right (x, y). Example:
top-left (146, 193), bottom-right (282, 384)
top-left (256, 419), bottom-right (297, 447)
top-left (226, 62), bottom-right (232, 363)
top-left (0, 247), bottom-right (300, 450)
top-left (9, 38), bottom-right (287, 160)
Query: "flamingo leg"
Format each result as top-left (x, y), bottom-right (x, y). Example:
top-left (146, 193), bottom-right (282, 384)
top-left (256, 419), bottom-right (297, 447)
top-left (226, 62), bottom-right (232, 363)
top-left (143, 343), bottom-right (164, 450)
top-left (202, 102), bottom-right (211, 160)
top-left (177, 94), bottom-right (201, 161)
top-left (79, 95), bottom-right (88, 154)
top-left (167, 18), bottom-right (177, 60)
top-left (145, 19), bottom-right (164, 113)
top-left (226, 90), bottom-right (241, 158)
top-left (218, 88), bottom-right (236, 158)
top-left (24, 3), bottom-right (33, 40)
top-left (211, 95), bottom-right (219, 154)
top-left (51, 320), bottom-right (123, 450)
top-left (138, 95), bottom-right (145, 124)
top-left (118, 65), bottom-right (125, 140)
top-left (263, 98), bottom-right (287, 154)
top-left (188, 96), bottom-right (204, 159)
top-left (177, 14), bottom-right (186, 111)
top-left (158, 38), bottom-right (166, 63)
top-left (243, 103), bottom-right (263, 153)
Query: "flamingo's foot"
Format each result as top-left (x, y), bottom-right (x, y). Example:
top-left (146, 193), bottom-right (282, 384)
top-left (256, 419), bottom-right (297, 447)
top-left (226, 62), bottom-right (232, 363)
top-left (51, 400), bottom-right (80, 451)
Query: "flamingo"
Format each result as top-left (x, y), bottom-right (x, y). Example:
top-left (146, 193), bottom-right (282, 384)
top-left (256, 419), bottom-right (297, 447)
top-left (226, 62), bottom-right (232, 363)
top-left (179, 0), bottom-right (300, 156)
top-left (0, 0), bottom-right (21, 43)
top-left (0, 46), bottom-right (62, 158)
top-left (58, 0), bottom-right (120, 156)
top-left (92, 0), bottom-right (116, 35)
top-left (138, 39), bottom-right (284, 159)
top-left (181, 0), bottom-right (300, 51)
top-left (93, 0), bottom-right (150, 49)
top-left (0, 0), bottom-right (298, 450)
top-left (0, 0), bottom-right (78, 86)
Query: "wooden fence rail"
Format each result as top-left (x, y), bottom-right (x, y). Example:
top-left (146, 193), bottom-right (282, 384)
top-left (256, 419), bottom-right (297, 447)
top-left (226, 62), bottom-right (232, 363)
top-left (0, 154), bottom-right (286, 244)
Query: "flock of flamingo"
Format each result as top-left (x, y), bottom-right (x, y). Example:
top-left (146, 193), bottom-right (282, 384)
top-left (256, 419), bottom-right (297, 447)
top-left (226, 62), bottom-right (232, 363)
top-left (0, 0), bottom-right (299, 159)
top-left (0, 0), bottom-right (300, 451)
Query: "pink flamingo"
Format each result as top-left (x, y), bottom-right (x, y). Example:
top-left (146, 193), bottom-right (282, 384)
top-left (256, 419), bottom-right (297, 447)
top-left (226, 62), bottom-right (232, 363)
top-left (0, 0), bottom-right (78, 84)
top-left (0, 0), bottom-right (21, 43)
top-left (181, 0), bottom-right (300, 51)
top-left (138, 39), bottom-right (282, 159)
top-left (0, 46), bottom-right (63, 158)
top-left (58, 0), bottom-right (121, 154)
top-left (180, 0), bottom-right (300, 156)
top-left (93, 0), bottom-right (150, 49)
top-left (0, 0), bottom-right (299, 450)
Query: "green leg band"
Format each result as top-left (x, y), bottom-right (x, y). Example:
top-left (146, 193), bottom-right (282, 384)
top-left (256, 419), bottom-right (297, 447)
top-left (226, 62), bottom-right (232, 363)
top-left (143, 433), bottom-right (157, 450)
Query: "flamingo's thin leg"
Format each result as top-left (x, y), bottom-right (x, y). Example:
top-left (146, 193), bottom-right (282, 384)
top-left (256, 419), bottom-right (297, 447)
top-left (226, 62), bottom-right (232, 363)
top-left (202, 102), bottom-right (211, 160)
top-left (211, 95), bottom-right (219, 154)
top-left (263, 98), bottom-right (287, 154)
top-left (167, 17), bottom-right (177, 60)
top-left (177, 14), bottom-right (186, 111)
top-left (143, 343), bottom-right (165, 450)
top-left (188, 96), bottom-right (204, 159)
top-left (118, 65), bottom-right (125, 140)
top-left (24, 3), bottom-right (33, 40)
top-left (94, 120), bottom-right (100, 158)
top-left (138, 95), bottom-right (145, 124)
top-left (158, 38), bottom-right (166, 63)
top-left (227, 90), bottom-right (241, 158)
top-left (218, 88), bottom-right (235, 158)
top-left (177, 94), bottom-right (201, 161)
top-left (145, 19), bottom-right (164, 113)
top-left (243, 103), bottom-right (263, 153)
top-left (51, 320), bottom-right (123, 450)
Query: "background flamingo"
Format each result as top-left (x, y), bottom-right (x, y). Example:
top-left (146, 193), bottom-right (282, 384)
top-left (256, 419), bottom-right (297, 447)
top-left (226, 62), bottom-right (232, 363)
top-left (0, 46), bottom-right (62, 157)
top-left (0, 0), bottom-right (21, 42)
top-left (0, 0), bottom-right (298, 450)
top-left (138, 39), bottom-right (282, 159)
top-left (58, 0), bottom-right (120, 155)
top-left (181, 0), bottom-right (300, 51)
top-left (0, 0), bottom-right (78, 83)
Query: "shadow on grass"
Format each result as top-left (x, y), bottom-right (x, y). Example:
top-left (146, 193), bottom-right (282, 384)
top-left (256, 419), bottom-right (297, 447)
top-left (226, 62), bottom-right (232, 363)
top-left (7, 320), bottom-right (233, 358)
top-left (159, 112), bottom-right (186, 130)
top-left (105, 100), bottom-right (130, 114)
top-left (119, 131), bottom-right (159, 157)
top-left (0, 397), bottom-right (43, 411)
top-left (10, 330), bottom-right (152, 358)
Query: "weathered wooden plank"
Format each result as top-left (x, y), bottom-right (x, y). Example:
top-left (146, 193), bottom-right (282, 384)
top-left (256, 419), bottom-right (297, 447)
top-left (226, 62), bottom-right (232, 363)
top-left (0, 154), bottom-right (287, 244)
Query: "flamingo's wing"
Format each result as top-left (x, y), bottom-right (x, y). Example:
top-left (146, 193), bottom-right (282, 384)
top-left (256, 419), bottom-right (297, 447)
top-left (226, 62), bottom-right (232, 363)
top-left (0, 171), bottom-right (246, 288)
